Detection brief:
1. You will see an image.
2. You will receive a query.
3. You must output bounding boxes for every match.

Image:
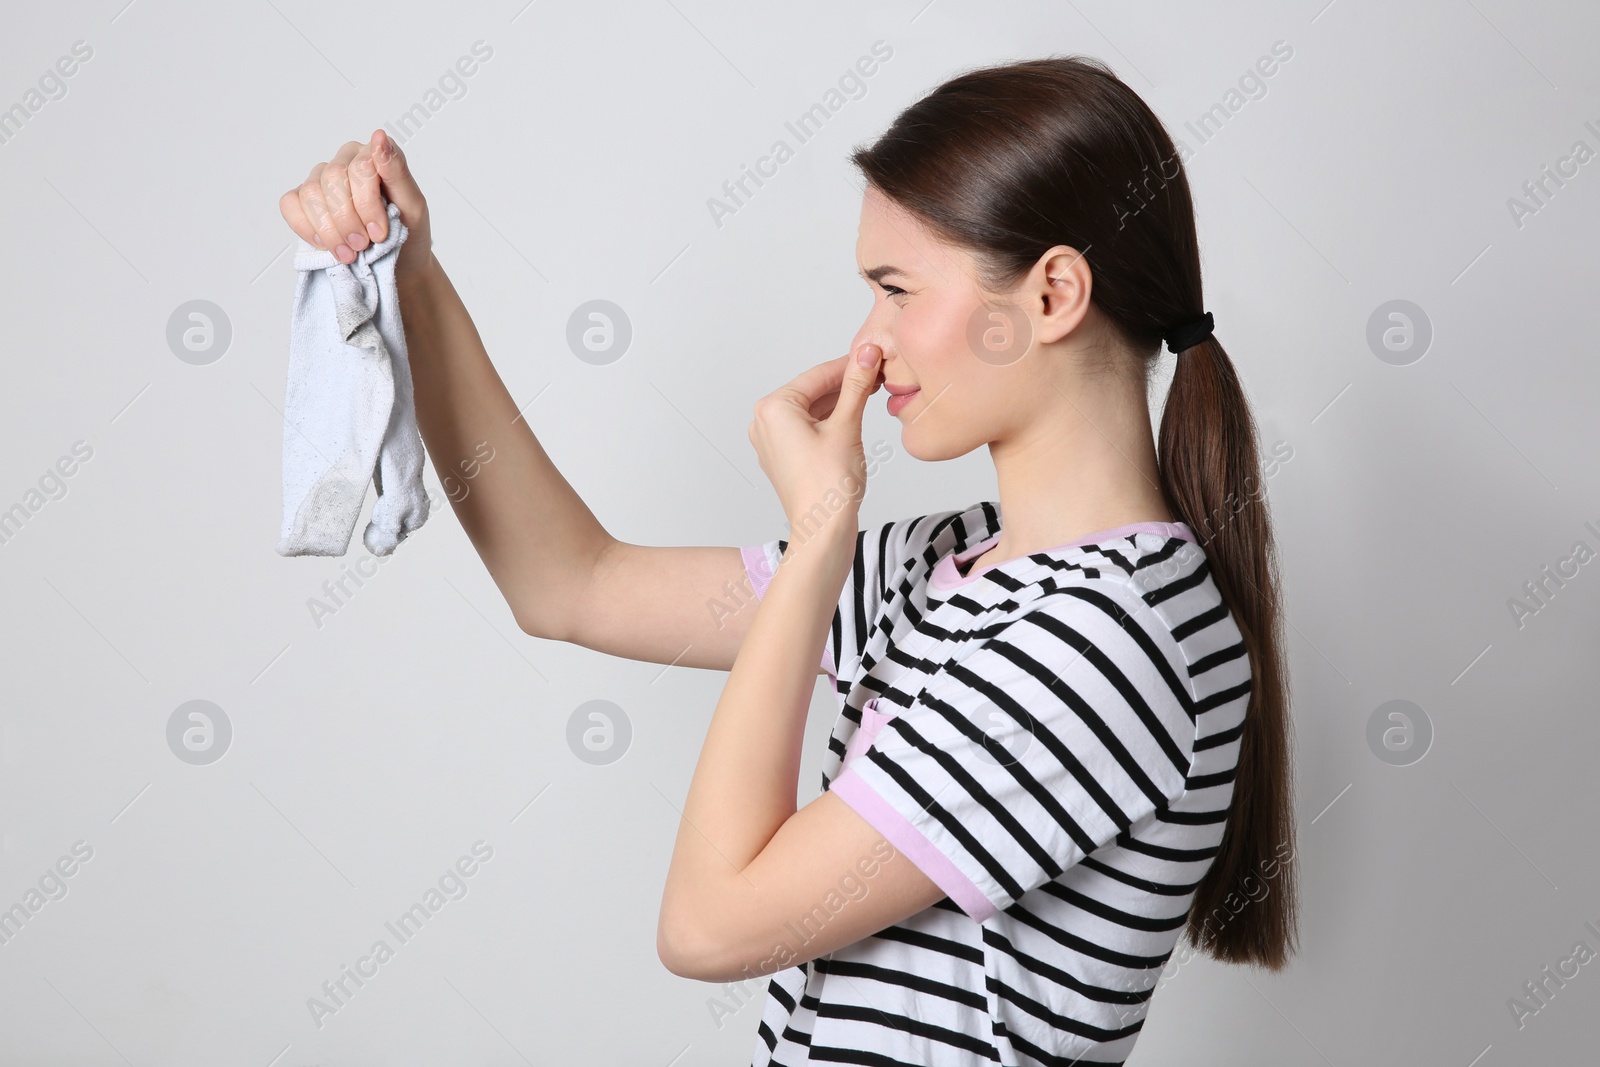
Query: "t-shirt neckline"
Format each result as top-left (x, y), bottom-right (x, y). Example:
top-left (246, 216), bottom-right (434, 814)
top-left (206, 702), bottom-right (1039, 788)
top-left (929, 514), bottom-right (1197, 591)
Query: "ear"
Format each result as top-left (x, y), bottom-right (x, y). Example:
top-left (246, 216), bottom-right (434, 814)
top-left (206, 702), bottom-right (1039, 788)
top-left (1032, 246), bottom-right (1093, 345)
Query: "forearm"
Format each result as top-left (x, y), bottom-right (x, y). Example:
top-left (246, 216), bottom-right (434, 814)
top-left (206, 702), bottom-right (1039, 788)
top-left (397, 257), bottom-right (608, 637)
top-left (660, 528), bottom-right (854, 921)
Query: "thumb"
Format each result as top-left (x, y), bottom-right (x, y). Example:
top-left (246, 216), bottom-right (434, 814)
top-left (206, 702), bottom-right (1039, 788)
top-left (828, 343), bottom-right (882, 431)
top-left (370, 128), bottom-right (425, 222)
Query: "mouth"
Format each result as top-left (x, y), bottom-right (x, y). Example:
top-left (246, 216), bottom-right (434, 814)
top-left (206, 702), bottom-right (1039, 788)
top-left (885, 387), bottom-right (920, 416)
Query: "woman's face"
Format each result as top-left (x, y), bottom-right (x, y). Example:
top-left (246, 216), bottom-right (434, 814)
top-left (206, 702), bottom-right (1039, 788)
top-left (851, 184), bottom-right (1050, 461)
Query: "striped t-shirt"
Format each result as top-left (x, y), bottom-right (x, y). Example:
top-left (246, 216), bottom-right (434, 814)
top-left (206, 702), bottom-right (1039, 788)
top-left (736, 499), bottom-right (1250, 1066)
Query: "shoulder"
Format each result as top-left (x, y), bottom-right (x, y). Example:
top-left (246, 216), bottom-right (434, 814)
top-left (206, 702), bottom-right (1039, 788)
top-left (897, 571), bottom-right (1200, 817)
top-left (952, 543), bottom-right (1216, 761)
top-left (1010, 534), bottom-right (1250, 746)
top-left (1020, 527), bottom-right (1239, 662)
top-left (978, 572), bottom-right (1198, 712)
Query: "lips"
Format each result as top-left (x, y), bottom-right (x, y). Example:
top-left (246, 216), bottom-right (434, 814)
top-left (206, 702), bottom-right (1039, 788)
top-left (883, 383), bottom-right (920, 395)
top-left (886, 388), bottom-right (920, 416)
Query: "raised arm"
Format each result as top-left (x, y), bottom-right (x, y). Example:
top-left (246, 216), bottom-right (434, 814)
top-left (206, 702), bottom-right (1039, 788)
top-left (281, 131), bottom-right (821, 673)
top-left (402, 259), bottom-right (822, 670)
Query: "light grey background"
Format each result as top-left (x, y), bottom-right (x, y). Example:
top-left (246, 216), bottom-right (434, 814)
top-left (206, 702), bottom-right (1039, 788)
top-left (2, 0), bottom-right (1596, 1063)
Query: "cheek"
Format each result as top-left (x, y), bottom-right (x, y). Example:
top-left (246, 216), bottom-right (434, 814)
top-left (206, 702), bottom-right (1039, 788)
top-left (898, 299), bottom-right (977, 377)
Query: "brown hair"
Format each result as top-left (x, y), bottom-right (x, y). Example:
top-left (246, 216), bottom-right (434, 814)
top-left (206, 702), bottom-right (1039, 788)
top-left (850, 55), bottom-right (1297, 969)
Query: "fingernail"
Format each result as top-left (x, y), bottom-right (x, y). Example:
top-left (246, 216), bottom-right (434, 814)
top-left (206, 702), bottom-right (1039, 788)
top-left (347, 231), bottom-right (368, 250)
top-left (857, 344), bottom-right (878, 367)
top-left (367, 221), bottom-right (384, 241)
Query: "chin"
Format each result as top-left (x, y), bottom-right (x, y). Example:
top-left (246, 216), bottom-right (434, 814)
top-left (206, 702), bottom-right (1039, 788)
top-left (899, 422), bottom-right (982, 463)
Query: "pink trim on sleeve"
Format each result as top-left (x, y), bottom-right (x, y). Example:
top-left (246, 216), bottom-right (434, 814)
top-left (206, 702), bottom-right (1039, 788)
top-left (829, 767), bottom-right (998, 923)
top-left (741, 543), bottom-right (775, 600)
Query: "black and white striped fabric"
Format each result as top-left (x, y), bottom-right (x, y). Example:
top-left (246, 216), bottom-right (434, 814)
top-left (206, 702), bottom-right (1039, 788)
top-left (739, 500), bottom-right (1250, 1066)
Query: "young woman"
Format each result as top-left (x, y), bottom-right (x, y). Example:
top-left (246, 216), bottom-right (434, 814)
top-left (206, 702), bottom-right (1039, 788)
top-left (281, 53), bottom-right (1296, 1067)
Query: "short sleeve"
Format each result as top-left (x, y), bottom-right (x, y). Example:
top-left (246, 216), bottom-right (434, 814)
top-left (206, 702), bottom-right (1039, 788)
top-left (828, 582), bottom-right (1196, 922)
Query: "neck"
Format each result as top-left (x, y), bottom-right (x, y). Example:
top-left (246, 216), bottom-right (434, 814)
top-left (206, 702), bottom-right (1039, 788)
top-left (983, 365), bottom-right (1174, 562)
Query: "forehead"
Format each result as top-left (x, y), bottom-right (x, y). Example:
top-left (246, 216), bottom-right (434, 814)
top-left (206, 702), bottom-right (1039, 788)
top-left (855, 184), bottom-right (953, 276)
top-left (851, 185), bottom-right (972, 289)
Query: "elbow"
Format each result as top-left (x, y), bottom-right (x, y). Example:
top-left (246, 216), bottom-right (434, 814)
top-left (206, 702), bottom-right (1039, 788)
top-left (514, 601), bottom-right (565, 642)
top-left (657, 905), bottom-right (729, 982)
top-left (514, 610), bottom-right (547, 640)
top-left (656, 910), bottom-right (703, 980)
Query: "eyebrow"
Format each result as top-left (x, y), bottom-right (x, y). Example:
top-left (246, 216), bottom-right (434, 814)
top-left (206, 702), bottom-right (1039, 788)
top-left (859, 264), bottom-right (910, 284)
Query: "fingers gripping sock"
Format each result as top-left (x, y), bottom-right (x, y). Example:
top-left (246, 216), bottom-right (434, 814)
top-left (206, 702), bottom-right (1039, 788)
top-left (277, 201), bottom-right (429, 556)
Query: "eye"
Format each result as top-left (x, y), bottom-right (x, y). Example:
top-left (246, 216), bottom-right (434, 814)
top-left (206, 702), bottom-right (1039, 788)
top-left (880, 284), bottom-right (907, 299)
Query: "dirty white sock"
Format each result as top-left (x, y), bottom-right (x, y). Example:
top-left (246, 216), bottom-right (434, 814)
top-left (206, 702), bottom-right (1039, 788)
top-left (361, 234), bottom-right (429, 556)
top-left (277, 200), bottom-right (429, 556)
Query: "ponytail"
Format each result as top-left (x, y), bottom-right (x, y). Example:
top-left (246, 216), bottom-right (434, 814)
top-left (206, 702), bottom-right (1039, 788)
top-left (1158, 336), bottom-right (1298, 969)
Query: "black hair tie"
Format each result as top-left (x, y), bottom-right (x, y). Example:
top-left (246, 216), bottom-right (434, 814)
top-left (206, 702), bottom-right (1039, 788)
top-left (1163, 311), bottom-right (1214, 354)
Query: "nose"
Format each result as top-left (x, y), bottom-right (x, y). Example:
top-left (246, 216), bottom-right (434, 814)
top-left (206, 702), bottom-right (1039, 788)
top-left (850, 322), bottom-right (893, 367)
top-left (851, 281), bottom-right (907, 372)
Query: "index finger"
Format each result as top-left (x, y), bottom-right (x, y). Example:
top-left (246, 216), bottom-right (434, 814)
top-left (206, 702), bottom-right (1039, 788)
top-left (318, 140), bottom-right (370, 251)
top-left (346, 145), bottom-right (389, 244)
